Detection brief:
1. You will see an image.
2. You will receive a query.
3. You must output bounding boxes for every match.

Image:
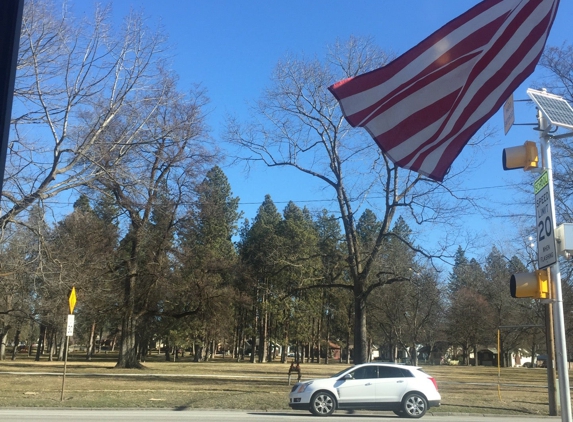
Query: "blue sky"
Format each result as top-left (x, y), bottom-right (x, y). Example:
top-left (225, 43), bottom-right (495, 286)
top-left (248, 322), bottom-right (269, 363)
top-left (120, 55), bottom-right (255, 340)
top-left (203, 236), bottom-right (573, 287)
top-left (75, 0), bottom-right (573, 261)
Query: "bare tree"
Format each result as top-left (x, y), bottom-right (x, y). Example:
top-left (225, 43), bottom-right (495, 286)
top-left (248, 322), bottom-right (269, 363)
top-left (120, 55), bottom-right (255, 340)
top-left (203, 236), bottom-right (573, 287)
top-left (226, 36), bottom-right (476, 363)
top-left (4, 0), bottom-right (167, 228)
top-left (1, 0), bottom-right (219, 368)
top-left (91, 73), bottom-right (215, 368)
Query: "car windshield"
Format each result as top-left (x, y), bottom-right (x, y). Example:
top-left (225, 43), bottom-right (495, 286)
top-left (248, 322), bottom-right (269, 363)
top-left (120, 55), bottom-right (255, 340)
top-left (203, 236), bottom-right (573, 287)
top-left (330, 366), bottom-right (353, 378)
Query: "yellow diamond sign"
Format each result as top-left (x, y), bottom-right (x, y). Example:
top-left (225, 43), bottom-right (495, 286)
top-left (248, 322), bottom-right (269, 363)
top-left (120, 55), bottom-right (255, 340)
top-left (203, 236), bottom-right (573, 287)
top-left (69, 287), bottom-right (77, 314)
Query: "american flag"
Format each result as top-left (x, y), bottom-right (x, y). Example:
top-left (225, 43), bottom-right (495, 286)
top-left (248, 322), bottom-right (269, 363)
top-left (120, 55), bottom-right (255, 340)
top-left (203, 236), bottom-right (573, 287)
top-left (329, 0), bottom-right (560, 181)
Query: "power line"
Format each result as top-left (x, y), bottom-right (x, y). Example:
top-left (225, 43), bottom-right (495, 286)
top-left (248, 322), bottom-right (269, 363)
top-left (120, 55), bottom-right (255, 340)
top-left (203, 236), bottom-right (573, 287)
top-left (237, 183), bottom-right (524, 206)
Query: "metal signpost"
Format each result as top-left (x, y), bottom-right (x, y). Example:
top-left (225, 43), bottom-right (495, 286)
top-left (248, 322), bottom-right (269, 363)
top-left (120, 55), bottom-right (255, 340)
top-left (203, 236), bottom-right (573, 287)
top-left (527, 89), bottom-right (573, 422)
top-left (61, 287), bottom-right (77, 401)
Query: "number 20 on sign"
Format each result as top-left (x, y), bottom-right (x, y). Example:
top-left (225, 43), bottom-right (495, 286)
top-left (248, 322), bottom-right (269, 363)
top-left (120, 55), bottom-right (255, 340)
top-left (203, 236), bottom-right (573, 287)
top-left (534, 171), bottom-right (557, 269)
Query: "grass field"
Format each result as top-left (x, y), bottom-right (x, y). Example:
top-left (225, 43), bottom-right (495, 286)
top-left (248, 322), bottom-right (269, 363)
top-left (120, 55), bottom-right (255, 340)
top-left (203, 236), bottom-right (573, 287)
top-left (0, 352), bottom-right (567, 416)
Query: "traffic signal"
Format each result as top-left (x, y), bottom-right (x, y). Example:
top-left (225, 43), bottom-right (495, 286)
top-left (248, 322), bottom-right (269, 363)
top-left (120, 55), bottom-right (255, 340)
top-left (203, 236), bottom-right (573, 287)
top-left (502, 140), bottom-right (539, 171)
top-left (510, 268), bottom-right (549, 299)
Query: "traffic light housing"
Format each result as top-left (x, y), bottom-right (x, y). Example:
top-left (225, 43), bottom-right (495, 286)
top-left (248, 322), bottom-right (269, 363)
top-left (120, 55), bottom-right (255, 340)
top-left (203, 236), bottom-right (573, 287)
top-left (502, 140), bottom-right (539, 171)
top-left (510, 269), bottom-right (549, 299)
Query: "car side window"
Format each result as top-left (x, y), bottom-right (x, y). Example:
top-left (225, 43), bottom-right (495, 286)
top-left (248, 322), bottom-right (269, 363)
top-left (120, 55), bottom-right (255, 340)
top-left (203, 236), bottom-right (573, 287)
top-left (399, 368), bottom-right (414, 377)
top-left (350, 366), bottom-right (378, 380)
top-left (378, 366), bottom-right (408, 378)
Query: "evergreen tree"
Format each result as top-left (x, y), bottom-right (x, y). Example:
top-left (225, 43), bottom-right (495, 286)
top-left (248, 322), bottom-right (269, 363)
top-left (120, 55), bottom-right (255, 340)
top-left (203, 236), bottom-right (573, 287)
top-left (446, 287), bottom-right (494, 365)
top-left (448, 246), bottom-right (486, 296)
top-left (368, 218), bottom-right (439, 365)
top-left (49, 196), bottom-right (119, 361)
top-left (238, 195), bottom-right (282, 362)
top-left (484, 248), bottom-right (528, 367)
top-left (176, 166), bottom-right (241, 361)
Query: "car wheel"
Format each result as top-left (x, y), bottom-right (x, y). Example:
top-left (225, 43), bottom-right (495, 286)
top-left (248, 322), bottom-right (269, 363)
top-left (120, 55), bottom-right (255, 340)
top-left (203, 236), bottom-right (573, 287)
top-left (401, 392), bottom-right (427, 418)
top-left (310, 391), bottom-right (336, 416)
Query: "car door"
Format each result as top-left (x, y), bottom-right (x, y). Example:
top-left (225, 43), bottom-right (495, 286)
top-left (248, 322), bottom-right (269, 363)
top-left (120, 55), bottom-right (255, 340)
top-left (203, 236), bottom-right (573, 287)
top-left (375, 366), bottom-right (411, 403)
top-left (336, 366), bottom-right (378, 405)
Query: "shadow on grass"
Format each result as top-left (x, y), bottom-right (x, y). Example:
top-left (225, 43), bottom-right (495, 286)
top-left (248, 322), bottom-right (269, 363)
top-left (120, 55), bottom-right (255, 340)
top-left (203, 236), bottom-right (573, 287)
top-left (442, 403), bottom-right (541, 414)
top-left (249, 412), bottom-right (397, 418)
top-left (0, 362), bottom-right (118, 370)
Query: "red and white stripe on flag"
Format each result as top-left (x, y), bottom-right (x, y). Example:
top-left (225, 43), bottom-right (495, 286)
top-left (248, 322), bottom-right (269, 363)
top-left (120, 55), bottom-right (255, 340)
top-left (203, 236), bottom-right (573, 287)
top-left (329, 0), bottom-right (560, 181)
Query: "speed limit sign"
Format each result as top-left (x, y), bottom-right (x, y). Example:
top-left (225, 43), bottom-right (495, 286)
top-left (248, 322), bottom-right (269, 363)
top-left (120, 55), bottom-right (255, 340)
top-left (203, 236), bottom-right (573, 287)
top-left (534, 171), bottom-right (557, 269)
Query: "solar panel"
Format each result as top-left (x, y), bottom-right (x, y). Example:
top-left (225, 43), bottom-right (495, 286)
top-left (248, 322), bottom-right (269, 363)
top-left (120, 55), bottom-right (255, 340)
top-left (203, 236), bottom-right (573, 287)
top-left (527, 88), bottom-right (573, 130)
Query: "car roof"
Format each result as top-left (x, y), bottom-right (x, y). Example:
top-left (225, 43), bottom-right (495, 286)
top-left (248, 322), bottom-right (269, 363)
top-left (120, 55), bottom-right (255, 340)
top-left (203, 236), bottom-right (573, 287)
top-left (354, 362), bottom-right (421, 369)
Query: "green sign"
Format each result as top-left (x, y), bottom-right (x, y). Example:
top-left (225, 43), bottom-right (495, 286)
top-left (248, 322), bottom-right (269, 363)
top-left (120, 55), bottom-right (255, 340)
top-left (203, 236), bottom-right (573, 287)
top-left (534, 171), bottom-right (548, 195)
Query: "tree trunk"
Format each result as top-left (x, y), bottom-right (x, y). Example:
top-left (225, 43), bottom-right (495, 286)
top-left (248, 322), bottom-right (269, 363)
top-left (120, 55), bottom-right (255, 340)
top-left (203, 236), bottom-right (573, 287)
top-left (354, 291), bottom-right (368, 364)
top-left (530, 340), bottom-right (537, 368)
top-left (240, 334), bottom-right (246, 361)
top-left (232, 318), bottom-right (239, 360)
top-left (249, 334), bottom-right (256, 363)
top-left (98, 326), bottom-right (103, 354)
top-left (193, 343), bottom-right (202, 362)
top-left (310, 317), bottom-right (316, 363)
top-left (116, 264), bottom-right (142, 368)
top-left (164, 338), bottom-right (171, 361)
top-left (260, 308), bottom-right (268, 363)
top-left (48, 330), bottom-right (56, 361)
top-left (116, 313), bottom-right (142, 368)
top-left (316, 317), bottom-right (322, 363)
top-left (42, 325), bottom-right (48, 355)
top-left (86, 321), bottom-right (96, 361)
top-left (250, 300), bottom-right (257, 363)
top-left (139, 338), bottom-right (148, 362)
top-left (111, 333), bottom-right (117, 352)
top-left (234, 313), bottom-right (241, 360)
top-left (35, 325), bottom-right (46, 361)
top-left (345, 327), bottom-right (351, 365)
top-left (411, 343), bottom-right (418, 366)
top-left (324, 314), bottom-right (330, 365)
top-left (58, 328), bottom-right (66, 361)
top-left (11, 329), bottom-right (20, 361)
top-left (281, 311), bottom-right (289, 364)
top-left (0, 328), bottom-right (9, 360)
top-left (367, 338), bottom-right (373, 363)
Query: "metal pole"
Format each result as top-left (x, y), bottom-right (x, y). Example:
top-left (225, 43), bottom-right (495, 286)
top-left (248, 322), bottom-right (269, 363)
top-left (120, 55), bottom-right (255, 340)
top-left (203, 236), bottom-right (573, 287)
top-left (547, 300), bottom-right (558, 415)
top-left (540, 111), bottom-right (572, 421)
top-left (60, 335), bottom-right (69, 401)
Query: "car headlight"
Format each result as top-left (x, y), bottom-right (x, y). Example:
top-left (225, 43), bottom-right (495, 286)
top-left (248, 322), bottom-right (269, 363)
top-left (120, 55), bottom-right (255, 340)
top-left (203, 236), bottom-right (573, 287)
top-left (295, 381), bottom-right (313, 393)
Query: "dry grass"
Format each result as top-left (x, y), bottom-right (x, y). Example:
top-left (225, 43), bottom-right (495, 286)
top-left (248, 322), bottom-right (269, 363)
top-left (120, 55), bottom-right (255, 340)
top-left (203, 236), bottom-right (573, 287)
top-left (0, 352), bottom-right (566, 415)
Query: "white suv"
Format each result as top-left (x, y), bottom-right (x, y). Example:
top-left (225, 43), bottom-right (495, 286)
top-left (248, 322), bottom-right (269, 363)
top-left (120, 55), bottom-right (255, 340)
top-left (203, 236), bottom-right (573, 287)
top-left (288, 363), bottom-right (440, 418)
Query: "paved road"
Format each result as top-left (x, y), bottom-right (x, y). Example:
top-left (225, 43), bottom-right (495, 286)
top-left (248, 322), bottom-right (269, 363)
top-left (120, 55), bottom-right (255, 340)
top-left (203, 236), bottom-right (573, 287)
top-left (0, 409), bottom-right (561, 421)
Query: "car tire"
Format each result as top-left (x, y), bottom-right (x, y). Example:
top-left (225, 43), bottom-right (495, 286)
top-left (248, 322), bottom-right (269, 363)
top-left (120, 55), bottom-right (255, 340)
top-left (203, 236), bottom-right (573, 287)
top-left (310, 391), bottom-right (336, 416)
top-left (401, 392), bottom-right (428, 418)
